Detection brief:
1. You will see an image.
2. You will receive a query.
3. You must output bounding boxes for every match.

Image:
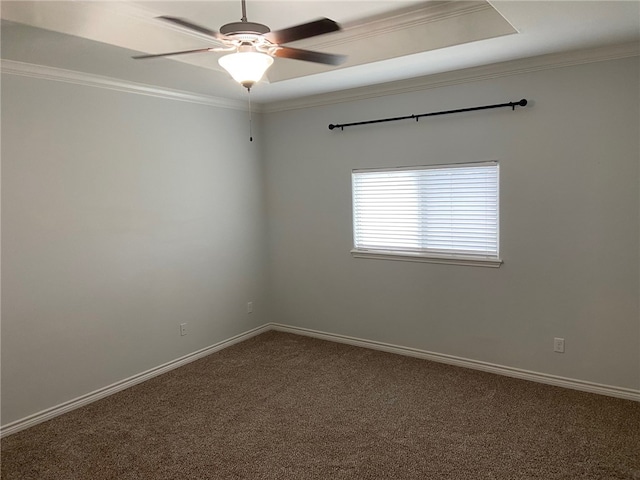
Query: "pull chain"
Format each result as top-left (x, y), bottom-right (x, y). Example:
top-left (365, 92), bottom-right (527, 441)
top-left (247, 87), bottom-right (253, 142)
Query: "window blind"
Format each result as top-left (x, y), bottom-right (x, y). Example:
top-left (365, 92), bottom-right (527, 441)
top-left (352, 162), bottom-right (499, 260)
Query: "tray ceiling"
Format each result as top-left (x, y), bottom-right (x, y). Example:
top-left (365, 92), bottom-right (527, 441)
top-left (1, 1), bottom-right (639, 104)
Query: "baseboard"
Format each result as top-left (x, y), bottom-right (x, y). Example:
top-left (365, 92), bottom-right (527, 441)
top-left (270, 323), bottom-right (640, 402)
top-left (0, 324), bottom-right (271, 438)
top-left (4, 321), bottom-right (638, 437)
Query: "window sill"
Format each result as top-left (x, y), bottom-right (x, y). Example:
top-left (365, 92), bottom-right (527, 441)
top-left (350, 249), bottom-right (503, 268)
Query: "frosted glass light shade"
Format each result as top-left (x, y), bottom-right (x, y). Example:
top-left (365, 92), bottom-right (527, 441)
top-left (218, 51), bottom-right (274, 89)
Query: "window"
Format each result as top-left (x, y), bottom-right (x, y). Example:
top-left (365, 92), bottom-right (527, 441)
top-left (351, 162), bottom-right (501, 267)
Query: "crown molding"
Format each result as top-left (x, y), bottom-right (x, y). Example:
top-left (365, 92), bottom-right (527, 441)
top-left (3, 41), bottom-right (638, 114)
top-left (262, 42), bottom-right (640, 114)
top-left (1, 59), bottom-right (247, 111)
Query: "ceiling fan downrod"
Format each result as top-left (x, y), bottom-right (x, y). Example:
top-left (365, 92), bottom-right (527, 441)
top-left (241, 0), bottom-right (248, 22)
top-left (220, 0), bottom-right (270, 36)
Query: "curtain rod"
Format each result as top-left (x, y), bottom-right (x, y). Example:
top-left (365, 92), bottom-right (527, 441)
top-left (328, 98), bottom-right (528, 131)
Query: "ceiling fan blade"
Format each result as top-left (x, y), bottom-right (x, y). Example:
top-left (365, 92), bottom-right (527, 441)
top-left (264, 18), bottom-right (340, 45)
top-left (274, 47), bottom-right (346, 65)
top-left (158, 16), bottom-right (227, 42)
top-left (132, 47), bottom-right (214, 60)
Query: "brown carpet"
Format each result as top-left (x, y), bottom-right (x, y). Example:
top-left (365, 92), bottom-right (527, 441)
top-left (2, 331), bottom-right (639, 479)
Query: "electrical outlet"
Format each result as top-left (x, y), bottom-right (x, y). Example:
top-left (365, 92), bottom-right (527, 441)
top-left (247, 301), bottom-right (253, 314)
top-left (180, 323), bottom-right (187, 336)
top-left (554, 337), bottom-right (565, 353)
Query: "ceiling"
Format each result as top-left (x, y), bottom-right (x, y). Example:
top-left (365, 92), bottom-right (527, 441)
top-left (2, 1), bottom-right (639, 105)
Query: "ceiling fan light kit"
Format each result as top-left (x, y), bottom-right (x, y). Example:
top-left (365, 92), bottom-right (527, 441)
top-left (218, 48), bottom-right (274, 90)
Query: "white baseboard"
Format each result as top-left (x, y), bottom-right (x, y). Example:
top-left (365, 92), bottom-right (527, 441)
top-left (270, 323), bottom-right (640, 402)
top-left (3, 321), bottom-right (638, 438)
top-left (0, 324), bottom-right (271, 438)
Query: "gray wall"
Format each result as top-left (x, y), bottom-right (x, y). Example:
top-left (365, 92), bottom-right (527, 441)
top-left (2, 54), bottom-right (638, 427)
top-left (263, 57), bottom-right (640, 390)
top-left (1, 75), bottom-right (268, 425)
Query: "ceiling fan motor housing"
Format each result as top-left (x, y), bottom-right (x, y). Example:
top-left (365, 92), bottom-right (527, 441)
top-left (220, 21), bottom-right (271, 36)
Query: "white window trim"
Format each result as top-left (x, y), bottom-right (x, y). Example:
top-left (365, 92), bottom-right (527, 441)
top-left (350, 248), bottom-right (503, 267)
top-left (351, 161), bottom-right (502, 268)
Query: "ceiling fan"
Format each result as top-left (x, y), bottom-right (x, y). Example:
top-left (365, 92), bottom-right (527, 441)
top-left (132, 0), bottom-right (346, 90)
